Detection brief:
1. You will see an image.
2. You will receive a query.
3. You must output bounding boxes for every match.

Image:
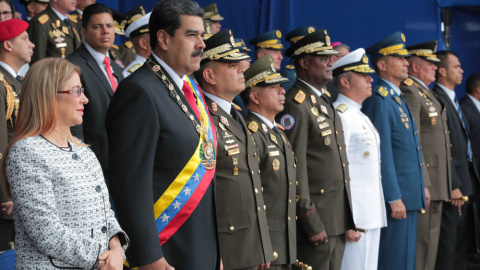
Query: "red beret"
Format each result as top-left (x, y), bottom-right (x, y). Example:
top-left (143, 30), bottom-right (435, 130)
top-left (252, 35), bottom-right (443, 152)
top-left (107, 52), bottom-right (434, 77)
top-left (0, 19), bottom-right (29, 42)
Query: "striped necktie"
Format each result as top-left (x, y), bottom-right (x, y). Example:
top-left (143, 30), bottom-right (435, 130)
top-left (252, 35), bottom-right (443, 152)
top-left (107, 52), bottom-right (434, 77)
top-left (454, 95), bottom-right (473, 161)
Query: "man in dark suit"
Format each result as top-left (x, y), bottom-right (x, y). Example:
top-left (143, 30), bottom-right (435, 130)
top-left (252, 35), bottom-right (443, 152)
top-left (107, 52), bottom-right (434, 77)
top-left (433, 51), bottom-right (478, 270)
top-left (400, 40), bottom-right (452, 270)
top-left (28, 0), bottom-right (81, 63)
top-left (67, 4), bottom-right (123, 174)
top-left (362, 32), bottom-right (426, 270)
top-left (106, 0), bottom-right (218, 269)
top-left (0, 18), bottom-right (34, 253)
top-left (194, 29), bottom-right (274, 270)
top-left (241, 55), bottom-right (297, 270)
top-left (276, 29), bottom-right (354, 270)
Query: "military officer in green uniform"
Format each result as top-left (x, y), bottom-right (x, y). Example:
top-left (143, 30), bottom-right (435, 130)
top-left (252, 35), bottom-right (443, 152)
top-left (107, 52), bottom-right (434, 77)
top-left (194, 29), bottom-right (275, 270)
top-left (20, 0), bottom-right (49, 23)
top-left (203, 3), bottom-right (223, 34)
top-left (281, 26), bottom-right (316, 92)
top-left (241, 55), bottom-right (297, 270)
top-left (276, 29), bottom-right (354, 270)
top-left (28, 0), bottom-right (81, 64)
top-left (0, 19), bottom-right (35, 252)
top-left (250, 30), bottom-right (284, 71)
top-left (400, 40), bottom-right (452, 270)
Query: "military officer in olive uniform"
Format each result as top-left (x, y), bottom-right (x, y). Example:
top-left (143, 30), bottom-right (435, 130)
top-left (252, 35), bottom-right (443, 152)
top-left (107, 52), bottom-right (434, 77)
top-left (0, 19), bottom-right (35, 252)
top-left (28, 0), bottom-right (81, 64)
top-left (241, 55), bottom-right (296, 270)
top-left (280, 26), bottom-right (316, 92)
top-left (400, 40), bottom-right (452, 270)
top-left (362, 32), bottom-right (426, 270)
top-left (203, 3), bottom-right (223, 34)
top-left (276, 29), bottom-right (354, 270)
top-left (194, 29), bottom-right (274, 270)
top-left (331, 48), bottom-right (387, 270)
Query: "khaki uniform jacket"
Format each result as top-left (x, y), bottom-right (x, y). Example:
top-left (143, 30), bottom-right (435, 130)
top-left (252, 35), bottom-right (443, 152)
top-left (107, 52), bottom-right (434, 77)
top-left (401, 77), bottom-right (452, 200)
top-left (245, 112), bottom-right (296, 266)
top-left (28, 6), bottom-right (82, 64)
top-left (276, 80), bottom-right (354, 239)
top-left (0, 65), bottom-right (21, 219)
top-left (205, 97), bottom-right (274, 269)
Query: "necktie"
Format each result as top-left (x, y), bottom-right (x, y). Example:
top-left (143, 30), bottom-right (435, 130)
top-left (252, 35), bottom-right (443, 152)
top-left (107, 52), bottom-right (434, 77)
top-left (454, 95), bottom-right (473, 161)
top-left (230, 105), bottom-right (241, 125)
top-left (272, 125), bottom-right (281, 135)
top-left (182, 80), bottom-right (200, 120)
top-left (103, 56), bottom-right (117, 92)
top-left (321, 93), bottom-right (332, 107)
top-left (15, 75), bottom-right (22, 83)
top-left (63, 18), bottom-right (72, 30)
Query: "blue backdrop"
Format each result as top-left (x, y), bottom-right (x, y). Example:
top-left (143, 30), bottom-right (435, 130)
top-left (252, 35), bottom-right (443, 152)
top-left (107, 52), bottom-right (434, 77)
top-left (13, 0), bottom-right (480, 97)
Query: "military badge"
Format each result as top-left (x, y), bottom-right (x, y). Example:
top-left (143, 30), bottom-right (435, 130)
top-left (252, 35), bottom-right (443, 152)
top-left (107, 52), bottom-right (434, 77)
top-left (405, 123), bottom-right (409, 129)
top-left (321, 129), bottom-right (332, 137)
top-left (276, 30), bottom-right (282, 38)
top-left (276, 123), bottom-right (285, 131)
top-left (224, 144), bottom-right (239, 151)
top-left (324, 137), bottom-right (331, 145)
top-left (325, 35), bottom-right (331, 46)
top-left (269, 151), bottom-right (280, 157)
top-left (270, 133), bottom-right (278, 144)
top-left (272, 159), bottom-right (280, 171)
top-left (294, 90), bottom-right (306, 104)
top-left (221, 116), bottom-right (229, 126)
top-left (428, 106), bottom-right (436, 112)
top-left (395, 97), bottom-right (402, 105)
top-left (336, 104), bottom-right (348, 113)
top-left (321, 105), bottom-right (328, 115)
top-left (281, 134), bottom-right (288, 145)
top-left (311, 107), bottom-right (319, 116)
top-left (218, 122), bottom-right (226, 131)
top-left (56, 20), bottom-right (61, 27)
top-left (319, 122), bottom-right (329, 129)
top-left (271, 62), bottom-right (276, 73)
top-left (428, 112), bottom-right (438, 117)
top-left (280, 114), bottom-right (295, 130)
top-left (317, 116), bottom-right (326, 122)
top-left (233, 166), bottom-right (239, 175)
top-left (248, 121), bottom-right (258, 133)
top-left (364, 151), bottom-right (370, 158)
top-left (232, 156), bottom-right (238, 165)
top-left (228, 148), bottom-right (240, 156)
top-left (324, 88), bottom-right (331, 98)
top-left (308, 26), bottom-right (315, 33)
top-left (226, 139), bottom-right (234, 144)
top-left (211, 102), bottom-right (218, 113)
top-left (431, 117), bottom-right (437, 125)
top-left (310, 94), bottom-right (317, 104)
top-left (223, 131), bottom-right (233, 138)
top-left (62, 26), bottom-right (69, 35)
top-left (261, 123), bottom-right (268, 133)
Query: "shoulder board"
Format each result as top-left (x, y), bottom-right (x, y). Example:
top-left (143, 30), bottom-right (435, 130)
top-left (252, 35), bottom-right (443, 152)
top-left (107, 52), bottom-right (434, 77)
top-left (125, 41), bottom-right (133, 49)
top-left (378, 86), bottom-right (389, 97)
top-left (403, 78), bottom-right (413, 86)
top-left (67, 14), bottom-right (78, 23)
top-left (286, 64), bottom-right (294, 69)
top-left (248, 121), bottom-right (258, 133)
top-left (294, 90), bottom-right (306, 104)
top-left (111, 44), bottom-right (119, 50)
top-left (276, 123), bottom-right (285, 131)
top-left (38, 14), bottom-right (49, 24)
top-left (0, 72), bottom-right (4, 82)
top-left (233, 103), bottom-right (242, 111)
top-left (335, 103), bottom-right (348, 113)
top-left (323, 88), bottom-right (331, 98)
top-left (127, 63), bottom-right (142, 73)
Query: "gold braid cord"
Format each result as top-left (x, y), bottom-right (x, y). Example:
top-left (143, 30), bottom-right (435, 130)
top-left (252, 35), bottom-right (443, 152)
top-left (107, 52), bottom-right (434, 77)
top-left (2, 74), bottom-right (17, 126)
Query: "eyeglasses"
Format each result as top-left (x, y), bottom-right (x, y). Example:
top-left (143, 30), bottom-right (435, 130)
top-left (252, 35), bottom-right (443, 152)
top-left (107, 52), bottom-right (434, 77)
top-left (0, 11), bottom-right (12, 17)
top-left (57, 87), bottom-right (85, 97)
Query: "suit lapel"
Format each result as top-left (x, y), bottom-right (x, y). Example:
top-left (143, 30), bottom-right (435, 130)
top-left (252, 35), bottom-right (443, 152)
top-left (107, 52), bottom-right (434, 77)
top-left (79, 45), bottom-right (114, 97)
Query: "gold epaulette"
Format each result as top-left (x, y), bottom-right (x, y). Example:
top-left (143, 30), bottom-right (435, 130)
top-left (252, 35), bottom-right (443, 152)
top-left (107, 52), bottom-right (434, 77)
top-left (276, 123), bottom-right (285, 131)
top-left (286, 64), bottom-right (294, 69)
top-left (38, 14), bottom-right (49, 24)
top-left (127, 63), bottom-right (142, 73)
top-left (378, 86), bottom-right (389, 97)
top-left (125, 41), bottom-right (133, 49)
top-left (67, 14), bottom-right (78, 23)
top-left (294, 90), bottom-right (306, 104)
top-left (403, 78), bottom-right (413, 86)
top-left (233, 103), bottom-right (242, 111)
top-left (248, 121), bottom-right (258, 133)
top-left (323, 88), bottom-right (331, 98)
top-left (111, 44), bottom-right (119, 50)
top-left (336, 104), bottom-right (348, 113)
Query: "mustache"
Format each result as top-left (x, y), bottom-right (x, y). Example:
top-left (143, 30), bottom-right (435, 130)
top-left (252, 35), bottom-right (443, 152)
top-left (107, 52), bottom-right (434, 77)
top-left (192, 50), bottom-right (203, 57)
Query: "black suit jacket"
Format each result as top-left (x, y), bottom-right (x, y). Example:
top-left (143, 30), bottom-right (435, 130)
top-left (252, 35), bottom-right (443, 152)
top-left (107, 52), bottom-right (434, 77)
top-left (433, 84), bottom-right (474, 195)
top-left (67, 44), bottom-right (124, 174)
top-left (460, 96), bottom-right (480, 183)
top-left (105, 56), bottom-right (217, 269)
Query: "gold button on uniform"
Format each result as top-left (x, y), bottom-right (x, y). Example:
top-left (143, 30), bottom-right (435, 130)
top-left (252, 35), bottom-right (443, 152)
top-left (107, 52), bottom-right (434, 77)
top-left (288, 217), bottom-right (291, 221)
top-left (289, 199), bottom-right (292, 204)
top-left (296, 181), bottom-right (299, 186)
top-left (289, 182), bottom-right (292, 186)
top-left (293, 164), bottom-right (296, 168)
top-left (342, 163), bottom-right (345, 168)
top-left (258, 207), bottom-right (261, 212)
top-left (263, 205), bottom-right (267, 210)
top-left (229, 226), bottom-right (234, 231)
top-left (321, 189), bottom-right (325, 194)
top-left (255, 188), bottom-right (259, 194)
top-left (273, 251), bottom-right (278, 260)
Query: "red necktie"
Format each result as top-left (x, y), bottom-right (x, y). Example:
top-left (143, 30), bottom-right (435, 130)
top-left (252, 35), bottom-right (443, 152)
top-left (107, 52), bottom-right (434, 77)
top-left (103, 56), bottom-right (117, 92)
top-left (182, 80), bottom-right (200, 120)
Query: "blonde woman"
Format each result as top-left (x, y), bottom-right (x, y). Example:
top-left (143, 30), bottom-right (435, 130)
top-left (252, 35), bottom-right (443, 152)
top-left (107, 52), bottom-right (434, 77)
top-left (3, 58), bottom-right (128, 269)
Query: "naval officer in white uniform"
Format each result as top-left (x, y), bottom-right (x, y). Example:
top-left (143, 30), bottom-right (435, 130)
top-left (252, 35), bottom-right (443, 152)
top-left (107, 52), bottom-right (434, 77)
top-left (332, 48), bottom-right (387, 270)
top-left (122, 12), bottom-right (152, 78)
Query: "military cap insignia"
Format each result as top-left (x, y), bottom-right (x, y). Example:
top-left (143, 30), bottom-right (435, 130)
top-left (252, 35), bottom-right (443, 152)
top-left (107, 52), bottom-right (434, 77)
top-left (271, 62), bottom-right (276, 72)
top-left (125, 41), bottom-right (133, 48)
top-left (294, 90), bottom-right (306, 104)
top-left (38, 14), bottom-right (49, 24)
top-left (325, 35), bottom-right (331, 46)
top-left (276, 30), bottom-right (282, 38)
top-left (362, 55), bottom-right (368, 64)
top-left (308, 27), bottom-right (315, 33)
top-left (211, 101), bottom-right (218, 113)
top-left (261, 123), bottom-right (268, 133)
top-left (401, 33), bottom-right (406, 42)
top-left (280, 114), bottom-right (295, 130)
top-left (324, 88), bottom-right (331, 98)
top-left (403, 78), bottom-right (413, 86)
top-left (276, 123), bottom-right (285, 131)
top-left (128, 63), bottom-right (142, 74)
top-left (336, 104), bottom-right (348, 113)
top-left (233, 103), bottom-right (242, 111)
top-left (248, 121), bottom-right (258, 133)
top-left (310, 94), bottom-right (317, 104)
